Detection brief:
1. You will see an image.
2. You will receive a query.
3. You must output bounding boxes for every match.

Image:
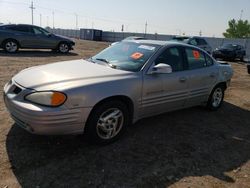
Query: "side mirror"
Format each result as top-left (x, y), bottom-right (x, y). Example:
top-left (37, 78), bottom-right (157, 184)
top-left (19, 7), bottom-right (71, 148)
top-left (47, 33), bottom-right (52, 37)
top-left (149, 63), bottom-right (172, 74)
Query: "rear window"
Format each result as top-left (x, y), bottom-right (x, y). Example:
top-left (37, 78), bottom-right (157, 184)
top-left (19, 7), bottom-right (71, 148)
top-left (196, 38), bottom-right (207, 45)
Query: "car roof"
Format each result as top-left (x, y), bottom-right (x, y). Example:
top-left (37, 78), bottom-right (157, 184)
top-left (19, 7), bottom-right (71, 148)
top-left (0, 24), bottom-right (35, 27)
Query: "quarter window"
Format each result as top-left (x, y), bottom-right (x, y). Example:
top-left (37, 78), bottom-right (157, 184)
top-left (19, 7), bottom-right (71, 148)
top-left (185, 48), bottom-right (206, 70)
top-left (205, 54), bottom-right (214, 66)
top-left (155, 47), bottom-right (184, 72)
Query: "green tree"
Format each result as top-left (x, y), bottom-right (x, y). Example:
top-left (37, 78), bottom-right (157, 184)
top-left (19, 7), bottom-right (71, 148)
top-left (223, 19), bottom-right (250, 38)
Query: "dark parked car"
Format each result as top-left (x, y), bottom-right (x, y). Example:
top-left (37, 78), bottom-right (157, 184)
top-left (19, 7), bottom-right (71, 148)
top-left (0, 24), bottom-right (75, 53)
top-left (171, 36), bottom-right (212, 54)
top-left (212, 44), bottom-right (246, 61)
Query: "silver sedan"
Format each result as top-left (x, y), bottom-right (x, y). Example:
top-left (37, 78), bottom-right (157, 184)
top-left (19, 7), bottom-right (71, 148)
top-left (3, 40), bottom-right (233, 144)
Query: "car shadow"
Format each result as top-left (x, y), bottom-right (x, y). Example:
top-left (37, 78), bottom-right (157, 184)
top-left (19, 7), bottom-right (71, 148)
top-left (0, 49), bottom-right (78, 57)
top-left (6, 102), bottom-right (250, 187)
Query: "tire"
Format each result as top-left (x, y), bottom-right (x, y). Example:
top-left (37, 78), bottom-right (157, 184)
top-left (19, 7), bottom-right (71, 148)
top-left (247, 65), bottom-right (250, 74)
top-left (240, 56), bottom-right (244, 62)
top-left (58, 42), bottom-right (70, 53)
top-left (3, 39), bottom-right (19, 53)
top-left (85, 100), bottom-right (129, 144)
top-left (206, 85), bottom-right (225, 111)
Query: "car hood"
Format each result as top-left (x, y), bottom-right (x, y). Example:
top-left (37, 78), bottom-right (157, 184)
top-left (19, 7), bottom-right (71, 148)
top-left (54, 34), bottom-right (74, 42)
top-left (217, 47), bottom-right (233, 52)
top-left (13, 59), bottom-right (133, 90)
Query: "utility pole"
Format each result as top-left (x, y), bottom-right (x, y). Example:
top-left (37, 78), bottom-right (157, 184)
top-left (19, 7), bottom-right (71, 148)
top-left (75, 13), bottom-right (78, 29)
top-left (46, 16), bottom-right (49, 27)
top-left (52, 11), bottom-right (55, 28)
top-left (240, 9), bottom-right (243, 20)
top-left (40, 14), bottom-right (42, 27)
top-left (29, 1), bottom-right (35, 25)
top-left (144, 21), bottom-right (148, 37)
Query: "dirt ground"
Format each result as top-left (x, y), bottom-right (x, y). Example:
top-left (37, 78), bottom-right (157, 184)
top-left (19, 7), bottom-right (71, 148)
top-left (0, 40), bottom-right (250, 188)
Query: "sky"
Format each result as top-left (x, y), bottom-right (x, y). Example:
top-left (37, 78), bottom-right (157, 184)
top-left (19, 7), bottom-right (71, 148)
top-left (0, 0), bottom-right (250, 37)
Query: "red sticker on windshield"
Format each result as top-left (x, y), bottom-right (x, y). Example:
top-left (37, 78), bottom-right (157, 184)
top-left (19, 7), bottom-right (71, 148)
top-left (131, 52), bottom-right (144, 59)
top-left (193, 50), bottom-right (200, 59)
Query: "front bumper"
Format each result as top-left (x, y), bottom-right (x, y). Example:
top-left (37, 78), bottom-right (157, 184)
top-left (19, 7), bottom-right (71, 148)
top-left (3, 82), bottom-right (92, 135)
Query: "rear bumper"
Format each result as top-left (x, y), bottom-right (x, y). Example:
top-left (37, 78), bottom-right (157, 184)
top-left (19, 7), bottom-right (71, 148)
top-left (4, 92), bottom-right (92, 135)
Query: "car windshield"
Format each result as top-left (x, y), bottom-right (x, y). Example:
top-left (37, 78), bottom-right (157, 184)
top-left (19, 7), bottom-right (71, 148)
top-left (91, 42), bottom-right (161, 72)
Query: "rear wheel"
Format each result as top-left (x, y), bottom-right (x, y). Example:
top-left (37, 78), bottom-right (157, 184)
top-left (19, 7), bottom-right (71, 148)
top-left (206, 85), bottom-right (225, 111)
top-left (58, 42), bottom-right (70, 53)
top-left (3, 39), bottom-right (19, 53)
top-left (85, 100), bottom-right (129, 144)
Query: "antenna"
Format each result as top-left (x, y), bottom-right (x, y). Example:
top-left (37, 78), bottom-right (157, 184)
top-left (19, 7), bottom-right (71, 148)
top-left (29, 1), bottom-right (35, 25)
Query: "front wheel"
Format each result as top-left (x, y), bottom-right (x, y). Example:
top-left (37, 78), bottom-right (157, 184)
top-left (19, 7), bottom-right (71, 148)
top-left (206, 85), bottom-right (225, 111)
top-left (58, 42), bottom-right (70, 53)
top-left (85, 100), bottom-right (129, 144)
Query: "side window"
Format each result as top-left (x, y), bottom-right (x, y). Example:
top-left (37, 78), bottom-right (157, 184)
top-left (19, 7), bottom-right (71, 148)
top-left (204, 54), bottom-right (214, 66)
top-left (155, 47), bottom-right (184, 72)
top-left (33, 27), bottom-right (43, 35)
top-left (185, 48), bottom-right (206, 70)
top-left (13, 26), bottom-right (31, 33)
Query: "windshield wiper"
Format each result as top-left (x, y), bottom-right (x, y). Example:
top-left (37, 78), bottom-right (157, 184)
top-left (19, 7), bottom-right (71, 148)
top-left (95, 58), bottom-right (117, 69)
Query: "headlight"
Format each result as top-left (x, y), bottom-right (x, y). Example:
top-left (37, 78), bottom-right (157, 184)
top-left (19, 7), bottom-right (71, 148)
top-left (25, 91), bottom-right (67, 107)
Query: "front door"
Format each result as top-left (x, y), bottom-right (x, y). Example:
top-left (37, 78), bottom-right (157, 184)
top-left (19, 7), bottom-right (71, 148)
top-left (140, 47), bottom-right (189, 118)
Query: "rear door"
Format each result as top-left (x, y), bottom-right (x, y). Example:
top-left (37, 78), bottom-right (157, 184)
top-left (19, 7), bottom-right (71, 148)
top-left (183, 47), bottom-right (218, 107)
top-left (141, 46), bottom-right (189, 117)
top-left (10, 25), bottom-right (35, 48)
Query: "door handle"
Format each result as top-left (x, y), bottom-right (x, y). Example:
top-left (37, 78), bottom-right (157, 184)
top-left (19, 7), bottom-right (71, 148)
top-left (179, 77), bottom-right (187, 83)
